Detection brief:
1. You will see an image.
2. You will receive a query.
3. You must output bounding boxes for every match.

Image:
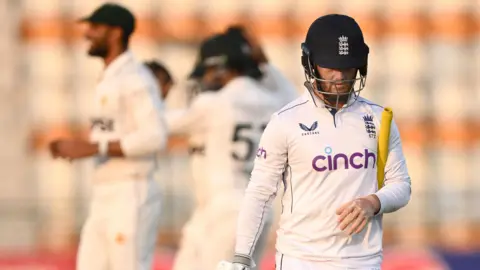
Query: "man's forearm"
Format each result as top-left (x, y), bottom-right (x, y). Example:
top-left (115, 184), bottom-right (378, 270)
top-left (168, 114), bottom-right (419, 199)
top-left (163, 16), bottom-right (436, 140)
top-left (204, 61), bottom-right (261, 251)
top-left (375, 180), bottom-right (411, 214)
top-left (119, 128), bottom-right (166, 157)
top-left (83, 141), bottom-right (124, 158)
top-left (235, 184), bottom-right (276, 260)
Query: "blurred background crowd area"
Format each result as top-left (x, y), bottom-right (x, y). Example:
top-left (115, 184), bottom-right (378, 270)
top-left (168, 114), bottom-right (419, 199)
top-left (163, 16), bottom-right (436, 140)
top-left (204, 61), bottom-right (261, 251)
top-left (1, 0), bottom-right (480, 269)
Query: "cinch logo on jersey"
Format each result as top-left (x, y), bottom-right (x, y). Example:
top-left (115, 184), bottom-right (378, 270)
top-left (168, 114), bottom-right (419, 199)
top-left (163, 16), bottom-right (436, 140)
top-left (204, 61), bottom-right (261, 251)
top-left (299, 121), bottom-right (319, 136)
top-left (256, 147), bottom-right (267, 159)
top-left (312, 147), bottom-right (376, 172)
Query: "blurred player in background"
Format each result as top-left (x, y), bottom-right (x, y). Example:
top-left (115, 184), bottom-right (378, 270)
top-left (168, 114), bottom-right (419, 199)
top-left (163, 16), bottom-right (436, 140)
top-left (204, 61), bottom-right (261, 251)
top-left (167, 33), bottom-right (278, 270)
top-left (218, 14), bottom-right (411, 270)
top-left (145, 60), bottom-right (174, 100)
top-left (49, 3), bottom-right (165, 270)
top-left (225, 25), bottom-right (298, 107)
top-left (166, 35), bottom-right (217, 270)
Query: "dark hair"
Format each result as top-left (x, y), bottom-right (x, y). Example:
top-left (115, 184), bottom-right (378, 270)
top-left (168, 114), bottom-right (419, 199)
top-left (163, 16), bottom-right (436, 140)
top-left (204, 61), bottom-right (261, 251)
top-left (226, 25), bottom-right (246, 37)
top-left (121, 32), bottom-right (130, 48)
top-left (144, 60), bottom-right (174, 84)
top-left (223, 29), bottom-right (263, 80)
top-left (225, 25), bottom-right (250, 45)
top-left (225, 56), bottom-right (263, 80)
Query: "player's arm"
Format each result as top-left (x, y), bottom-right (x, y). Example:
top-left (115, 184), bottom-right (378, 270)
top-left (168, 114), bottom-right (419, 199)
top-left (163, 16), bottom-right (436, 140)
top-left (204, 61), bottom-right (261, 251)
top-left (165, 93), bottom-right (213, 135)
top-left (49, 81), bottom-right (167, 160)
top-left (374, 118), bottom-right (411, 214)
top-left (164, 109), bottom-right (199, 136)
top-left (114, 80), bottom-right (167, 157)
top-left (336, 117), bottom-right (411, 235)
top-left (164, 93), bottom-right (213, 151)
top-left (164, 109), bottom-right (196, 152)
top-left (232, 114), bottom-right (287, 267)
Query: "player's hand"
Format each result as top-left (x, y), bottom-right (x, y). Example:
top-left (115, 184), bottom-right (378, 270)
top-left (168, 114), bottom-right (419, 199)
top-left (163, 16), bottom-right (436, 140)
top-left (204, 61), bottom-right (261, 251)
top-left (336, 195), bottom-right (381, 235)
top-left (49, 139), bottom-right (97, 160)
top-left (216, 261), bottom-right (250, 270)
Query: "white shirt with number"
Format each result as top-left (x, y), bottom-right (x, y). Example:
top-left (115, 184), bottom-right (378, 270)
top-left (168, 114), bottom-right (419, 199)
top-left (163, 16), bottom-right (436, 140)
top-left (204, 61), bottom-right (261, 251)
top-left (234, 90), bottom-right (411, 268)
top-left (89, 51), bottom-right (167, 182)
top-left (166, 77), bottom-right (279, 202)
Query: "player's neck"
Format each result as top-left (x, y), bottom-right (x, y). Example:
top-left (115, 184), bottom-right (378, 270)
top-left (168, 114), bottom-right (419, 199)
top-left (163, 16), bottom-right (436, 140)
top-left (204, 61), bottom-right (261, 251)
top-left (103, 46), bottom-right (128, 67)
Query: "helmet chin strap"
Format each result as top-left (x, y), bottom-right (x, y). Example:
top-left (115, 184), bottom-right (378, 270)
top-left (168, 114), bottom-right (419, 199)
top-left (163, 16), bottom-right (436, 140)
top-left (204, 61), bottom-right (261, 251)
top-left (323, 93), bottom-right (350, 106)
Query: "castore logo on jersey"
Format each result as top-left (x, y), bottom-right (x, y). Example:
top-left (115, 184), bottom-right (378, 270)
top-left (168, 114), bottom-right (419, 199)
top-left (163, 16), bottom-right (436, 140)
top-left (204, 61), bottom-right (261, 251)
top-left (312, 147), bottom-right (376, 172)
top-left (299, 121), bottom-right (319, 136)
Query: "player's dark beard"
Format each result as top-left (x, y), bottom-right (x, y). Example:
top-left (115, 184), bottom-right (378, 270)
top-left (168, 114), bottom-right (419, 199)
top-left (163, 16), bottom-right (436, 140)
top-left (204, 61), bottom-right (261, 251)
top-left (88, 39), bottom-right (109, 57)
top-left (201, 71), bottom-right (225, 92)
top-left (316, 81), bottom-right (352, 106)
top-left (323, 93), bottom-right (350, 104)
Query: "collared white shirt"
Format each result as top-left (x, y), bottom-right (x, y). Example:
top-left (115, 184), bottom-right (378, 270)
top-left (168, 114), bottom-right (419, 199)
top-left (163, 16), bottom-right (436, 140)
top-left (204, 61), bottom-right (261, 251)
top-left (235, 88), bottom-right (411, 267)
top-left (89, 50), bottom-right (167, 181)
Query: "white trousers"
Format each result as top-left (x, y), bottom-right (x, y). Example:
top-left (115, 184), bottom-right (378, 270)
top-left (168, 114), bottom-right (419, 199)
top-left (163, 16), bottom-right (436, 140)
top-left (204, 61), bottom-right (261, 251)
top-left (76, 179), bottom-right (162, 270)
top-left (173, 197), bottom-right (272, 270)
top-left (275, 253), bottom-right (381, 270)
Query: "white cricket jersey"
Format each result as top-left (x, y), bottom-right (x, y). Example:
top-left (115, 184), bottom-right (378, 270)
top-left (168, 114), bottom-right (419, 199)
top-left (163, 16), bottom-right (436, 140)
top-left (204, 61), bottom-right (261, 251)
top-left (166, 77), bottom-right (279, 201)
top-left (235, 89), bottom-right (411, 267)
top-left (89, 51), bottom-right (167, 182)
top-left (260, 63), bottom-right (299, 108)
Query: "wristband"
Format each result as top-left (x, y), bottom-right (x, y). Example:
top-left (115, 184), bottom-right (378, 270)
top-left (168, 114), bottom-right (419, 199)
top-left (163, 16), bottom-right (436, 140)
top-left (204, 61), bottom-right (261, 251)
top-left (98, 141), bottom-right (108, 156)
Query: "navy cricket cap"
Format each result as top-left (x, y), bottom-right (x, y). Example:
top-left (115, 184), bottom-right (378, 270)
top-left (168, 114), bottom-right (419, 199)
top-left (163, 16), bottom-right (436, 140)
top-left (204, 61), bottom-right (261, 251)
top-left (224, 27), bottom-right (253, 57)
top-left (79, 3), bottom-right (136, 37)
top-left (304, 14), bottom-right (369, 69)
top-left (225, 25), bottom-right (250, 46)
top-left (189, 33), bottom-right (252, 79)
top-left (189, 34), bottom-right (222, 79)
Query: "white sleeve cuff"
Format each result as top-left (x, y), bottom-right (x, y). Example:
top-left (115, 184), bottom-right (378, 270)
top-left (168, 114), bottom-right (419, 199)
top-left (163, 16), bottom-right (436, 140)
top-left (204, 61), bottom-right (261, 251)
top-left (375, 181), bottom-right (411, 215)
top-left (233, 254), bottom-right (255, 267)
top-left (120, 130), bottom-right (165, 157)
top-left (98, 140), bottom-right (108, 156)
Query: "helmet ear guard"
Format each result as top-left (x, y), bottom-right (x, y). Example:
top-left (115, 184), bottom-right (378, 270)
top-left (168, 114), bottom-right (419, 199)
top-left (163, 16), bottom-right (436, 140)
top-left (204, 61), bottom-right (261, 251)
top-left (359, 65), bottom-right (367, 77)
top-left (301, 42), bottom-right (317, 79)
top-left (359, 44), bottom-right (369, 76)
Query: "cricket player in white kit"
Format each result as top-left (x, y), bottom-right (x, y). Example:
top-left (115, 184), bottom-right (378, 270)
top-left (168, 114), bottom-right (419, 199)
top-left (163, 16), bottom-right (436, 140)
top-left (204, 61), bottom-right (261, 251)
top-left (165, 36), bottom-right (222, 270)
top-left (49, 4), bottom-right (165, 270)
top-left (168, 34), bottom-right (279, 270)
top-left (218, 14), bottom-right (412, 270)
top-left (166, 38), bottom-right (221, 270)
